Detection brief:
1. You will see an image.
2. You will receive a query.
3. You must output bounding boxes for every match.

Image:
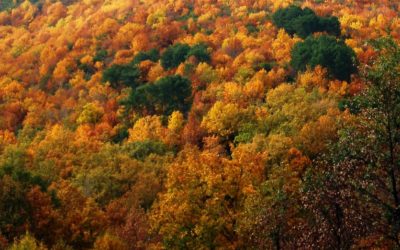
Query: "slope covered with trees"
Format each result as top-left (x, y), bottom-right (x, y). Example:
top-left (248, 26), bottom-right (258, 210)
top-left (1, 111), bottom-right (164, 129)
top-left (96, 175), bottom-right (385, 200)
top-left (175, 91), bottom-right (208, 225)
top-left (0, 0), bottom-right (400, 249)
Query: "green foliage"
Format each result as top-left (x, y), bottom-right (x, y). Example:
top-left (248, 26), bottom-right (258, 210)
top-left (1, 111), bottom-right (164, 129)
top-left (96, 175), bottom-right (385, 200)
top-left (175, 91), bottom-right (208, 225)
top-left (161, 43), bottom-right (211, 70)
top-left (132, 48), bottom-right (160, 65)
top-left (93, 49), bottom-right (108, 62)
top-left (126, 140), bottom-right (169, 161)
top-left (0, 146), bottom-right (49, 191)
top-left (234, 122), bottom-right (257, 144)
top-left (0, 176), bottom-right (28, 240)
top-left (187, 43), bottom-right (211, 63)
top-left (318, 16), bottom-right (341, 37)
top-left (291, 35), bottom-right (357, 81)
top-left (102, 63), bottom-right (141, 88)
top-left (272, 5), bottom-right (341, 38)
top-left (0, 0), bottom-right (22, 11)
top-left (0, 164), bottom-right (48, 191)
top-left (125, 75), bottom-right (192, 116)
top-left (161, 43), bottom-right (191, 70)
top-left (246, 24), bottom-right (259, 34)
top-left (257, 62), bottom-right (275, 71)
top-left (111, 125), bottom-right (130, 143)
top-left (77, 103), bottom-right (104, 125)
top-left (338, 95), bottom-right (370, 114)
top-left (263, 84), bottom-right (337, 136)
top-left (0, 147), bottom-right (53, 241)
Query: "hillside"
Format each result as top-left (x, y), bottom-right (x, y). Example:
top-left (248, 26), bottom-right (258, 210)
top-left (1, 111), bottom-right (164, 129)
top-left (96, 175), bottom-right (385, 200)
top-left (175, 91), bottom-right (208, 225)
top-left (0, 0), bottom-right (400, 249)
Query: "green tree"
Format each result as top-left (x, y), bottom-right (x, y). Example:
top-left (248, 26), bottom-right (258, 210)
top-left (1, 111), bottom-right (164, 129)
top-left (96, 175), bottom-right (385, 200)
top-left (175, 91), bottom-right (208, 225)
top-left (319, 16), bottom-right (341, 37)
top-left (102, 63), bottom-right (141, 88)
top-left (291, 35), bottom-right (357, 81)
top-left (125, 75), bottom-right (192, 116)
top-left (132, 49), bottom-right (160, 65)
top-left (93, 49), bottom-right (108, 63)
top-left (160, 43), bottom-right (191, 70)
top-left (272, 5), bottom-right (340, 39)
top-left (126, 140), bottom-right (168, 161)
top-left (187, 43), bottom-right (211, 63)
top-left (0, 176), bottom-right (28, 241)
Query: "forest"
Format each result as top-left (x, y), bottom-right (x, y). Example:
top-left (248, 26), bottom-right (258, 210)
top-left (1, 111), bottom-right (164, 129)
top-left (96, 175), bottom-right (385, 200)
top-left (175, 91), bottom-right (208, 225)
top-left (0, 0), bottom-right (400, 249)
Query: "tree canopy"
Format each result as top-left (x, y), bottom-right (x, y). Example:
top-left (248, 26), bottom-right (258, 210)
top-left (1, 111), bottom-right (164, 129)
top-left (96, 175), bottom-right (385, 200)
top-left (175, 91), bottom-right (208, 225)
top-left (0, 0), bottom-right (399, 248)
top-left (291, 35), bottom-right (357, 81)
top-left (161, 43), bottom-right (211, 70)
top-left (102, 63), bottom-right (141, 88)
top-left (272, 5), bottom-right (341, 38)
top-left (125, 75), bottom-right (192, 116)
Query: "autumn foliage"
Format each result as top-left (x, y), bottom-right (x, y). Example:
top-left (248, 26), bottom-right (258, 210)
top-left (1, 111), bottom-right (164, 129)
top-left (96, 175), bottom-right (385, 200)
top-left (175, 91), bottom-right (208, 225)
top-left (0, 0), bottom-right (399, 249)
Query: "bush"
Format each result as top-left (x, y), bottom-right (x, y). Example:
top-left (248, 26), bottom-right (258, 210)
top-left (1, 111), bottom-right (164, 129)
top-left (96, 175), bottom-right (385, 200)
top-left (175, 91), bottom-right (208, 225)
top-left (272, 5), bottom-right (341, 38)
top-left (291, 35), bottom-right (357, 81)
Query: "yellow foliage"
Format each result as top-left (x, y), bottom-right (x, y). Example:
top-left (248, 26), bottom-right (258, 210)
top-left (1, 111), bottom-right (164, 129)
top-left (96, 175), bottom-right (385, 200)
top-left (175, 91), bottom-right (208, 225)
top-left (222, 37), bottom-right (243, 58)
top-left (197, 12), bottom-right (214, 25)
top-left (9, 233), bottom-right (47, 250)
top-left (340, 14), bottom-right (364, 32)
top-left (244, 79), bottom-right (265, 100)
top-left (77, 102), bottom-right (104, 125)
top-left (114, 23), bottom-right (145, 48)
top-left (222, 82), bottom-right (243, 103)
top-left (271, 0), bottom-right (293, 12)
top-left (272, 29), bottom-right (301, 64)
top-left (147, 64), bottom-right (165, 82)
top-left (248, 11), bottom-right (267, 24)
top-left (80, 55), bottom-right (93, 65)
top-left (146, 8), bottom-right (167, 28)
top-left (0, 78), bottom-right (24, 101)
top-left (201, 101), bottom-right (245, 137)
top-left (95, 18), bottom-right (119, 37)
top-left (244, 49), bottom-right (265, 66)
top-left (93, 234), bottom-right (128, 250)
top-left (297, 66), bottom-right (328, 90)
top-left (53, 58), bottom-right (75, 82)
top-left (196, 62), bottom-right (218, 83)
top-left (168, 111), bottom-right (185, 132)
top-left (298, 108), bottom-right (340, 155)
top-left (128, 116), bottom-right (166, 142)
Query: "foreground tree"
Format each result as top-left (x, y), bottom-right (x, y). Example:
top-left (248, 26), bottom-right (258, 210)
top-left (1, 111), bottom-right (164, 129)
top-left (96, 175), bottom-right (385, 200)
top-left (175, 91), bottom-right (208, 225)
top-left (305, 37), bottom-right (400, 248)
